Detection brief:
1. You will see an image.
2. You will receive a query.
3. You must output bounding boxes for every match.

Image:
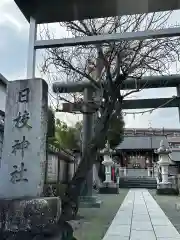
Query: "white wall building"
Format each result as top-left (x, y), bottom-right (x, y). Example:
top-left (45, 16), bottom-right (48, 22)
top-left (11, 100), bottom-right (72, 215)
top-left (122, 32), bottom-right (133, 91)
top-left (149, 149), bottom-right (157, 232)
top-left (0, 74), bottom-right (8, 160)
top-left (0, 74), bottom-right (7, 113)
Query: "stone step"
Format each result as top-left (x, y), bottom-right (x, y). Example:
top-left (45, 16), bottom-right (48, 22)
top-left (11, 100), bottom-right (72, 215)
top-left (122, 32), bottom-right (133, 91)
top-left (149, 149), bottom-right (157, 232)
top-left (119, 182), bottom-right (157, 185)
top-left (120, 179), bottom-right (156, 183)
top-left (119, 180), bottom-right (157, 184)
top-left (119, 185), bottom-right (156, 189)
top-left (119, 183), bottom-right (157, 186)
top-left (119, 177), bottom-right (157, 189)
top-left (119, 181), bottom-right (157, 184)
top-left (120, 181), bottom-right (157, 184)
top-left (120, 177), bottom-right (156, 180)
top-left (120, 186), bottom-right (156, 189)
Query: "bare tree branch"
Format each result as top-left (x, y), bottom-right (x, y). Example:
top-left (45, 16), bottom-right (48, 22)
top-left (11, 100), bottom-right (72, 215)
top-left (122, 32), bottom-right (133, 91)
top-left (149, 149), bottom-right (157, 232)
top-left (39, 12), bottom-right (180, 220)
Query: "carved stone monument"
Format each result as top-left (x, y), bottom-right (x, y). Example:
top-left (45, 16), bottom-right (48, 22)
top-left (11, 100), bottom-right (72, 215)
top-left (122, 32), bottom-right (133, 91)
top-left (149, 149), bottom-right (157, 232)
top-left (0, 79), bottom-right (62, 237)
top-left (0, 79), bottom-right (47, 198)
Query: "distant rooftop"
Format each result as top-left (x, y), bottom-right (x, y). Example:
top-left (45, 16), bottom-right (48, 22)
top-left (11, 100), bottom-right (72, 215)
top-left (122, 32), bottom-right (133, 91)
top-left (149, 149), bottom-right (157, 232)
top-left (0, 74), bottom-right (8, 86)
top-left (170, 151), bottom-right (180, 162)
top-left (14, 0), bottom-right (180, 24)
top-left (124, 128), bottom-right (180, 137)
top-left (116, 135), bottom-right (169, 150)
top-left (116, 133), bottom-right (180, 162)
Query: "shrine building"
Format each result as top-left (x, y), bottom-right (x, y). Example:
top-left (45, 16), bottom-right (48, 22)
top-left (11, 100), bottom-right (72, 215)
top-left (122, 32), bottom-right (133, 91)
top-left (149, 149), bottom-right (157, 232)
top-left (115, 128), bottom-right (180, 177)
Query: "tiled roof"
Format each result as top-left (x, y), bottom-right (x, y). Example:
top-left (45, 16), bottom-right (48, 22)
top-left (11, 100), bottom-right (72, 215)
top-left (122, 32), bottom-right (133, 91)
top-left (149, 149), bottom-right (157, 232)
top-left (116, 136), bottom-right (169, 150)
top-left (170, 151), bottom-right (180, 162)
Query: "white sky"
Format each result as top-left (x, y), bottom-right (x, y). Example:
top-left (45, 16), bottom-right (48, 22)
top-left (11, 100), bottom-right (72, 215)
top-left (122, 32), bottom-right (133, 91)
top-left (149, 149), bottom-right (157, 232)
top-left (1, 0), bottom-right (180, 128)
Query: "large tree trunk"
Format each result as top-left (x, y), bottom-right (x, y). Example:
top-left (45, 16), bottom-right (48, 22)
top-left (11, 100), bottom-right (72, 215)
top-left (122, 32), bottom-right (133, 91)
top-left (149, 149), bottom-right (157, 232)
top-left (60, 101), bottom-right (116, 221)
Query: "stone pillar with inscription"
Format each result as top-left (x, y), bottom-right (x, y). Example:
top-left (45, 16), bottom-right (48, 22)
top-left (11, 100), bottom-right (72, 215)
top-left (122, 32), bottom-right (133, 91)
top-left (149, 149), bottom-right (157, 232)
top-left (1, 79), bottom-right (48, 198)
top-left (0, 79), bottom-right (61, 236)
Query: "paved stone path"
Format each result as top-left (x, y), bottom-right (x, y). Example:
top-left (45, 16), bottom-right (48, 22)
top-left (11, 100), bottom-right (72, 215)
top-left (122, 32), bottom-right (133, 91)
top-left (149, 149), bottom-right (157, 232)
top-left (102, 189), bottom-right (180, 240)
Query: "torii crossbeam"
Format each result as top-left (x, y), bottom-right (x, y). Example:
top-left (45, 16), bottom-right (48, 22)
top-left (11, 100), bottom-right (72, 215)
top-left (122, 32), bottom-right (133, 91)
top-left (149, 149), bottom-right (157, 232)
top-left (14, 0), bottom-right (180, 79)
top-left (15, 0), bottom-right (180, 23)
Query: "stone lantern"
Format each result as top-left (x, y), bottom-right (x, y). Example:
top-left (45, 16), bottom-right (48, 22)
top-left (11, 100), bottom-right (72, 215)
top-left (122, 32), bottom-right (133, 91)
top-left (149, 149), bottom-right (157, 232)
top-left (99, 141), bottom-right (119, 194)
top-left (155, 139), bottom-right (178, 195)
top-left (101, 141), bottom-right (114, 183)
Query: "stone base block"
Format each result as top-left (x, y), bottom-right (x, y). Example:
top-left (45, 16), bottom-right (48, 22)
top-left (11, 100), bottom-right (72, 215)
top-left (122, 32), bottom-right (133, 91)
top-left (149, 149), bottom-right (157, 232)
top-left (99, 182), bottom-right (119, 194)
top-left (1, 221), bottom-right (77, 240)
top-left (156, 183), bottom-right (179, 195)
top-left (156, 188), bottom-right (179, 195)
top-left (0, 197), bottom-right (61, 234)
top-left (157, 182), bottom-right (171, 189)
top-left (79, 196), bottom-right (102, 208)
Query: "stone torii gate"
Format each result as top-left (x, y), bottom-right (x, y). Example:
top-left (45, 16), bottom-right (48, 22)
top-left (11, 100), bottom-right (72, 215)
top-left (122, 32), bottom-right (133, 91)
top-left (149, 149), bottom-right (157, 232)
top-left (53, 75), bottom-right (180, 190)
top-left (14, 0), bottom-right (180, 205)
top-left (53, 75), bottom-right (180, 114)
top-left (10, 0), bottom-right (180, 237)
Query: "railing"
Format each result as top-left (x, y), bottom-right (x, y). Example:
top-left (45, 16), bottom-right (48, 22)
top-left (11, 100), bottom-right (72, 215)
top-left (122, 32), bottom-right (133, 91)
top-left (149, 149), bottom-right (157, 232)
top-left (119, 167), bottom-right (156, 178)
top-left (124, 128), bottom-right (180, 137)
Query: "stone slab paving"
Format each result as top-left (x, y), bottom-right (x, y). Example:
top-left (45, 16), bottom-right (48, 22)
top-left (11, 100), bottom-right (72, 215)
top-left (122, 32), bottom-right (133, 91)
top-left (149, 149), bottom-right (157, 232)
top-left (102, 189), bottom-right (180, 240)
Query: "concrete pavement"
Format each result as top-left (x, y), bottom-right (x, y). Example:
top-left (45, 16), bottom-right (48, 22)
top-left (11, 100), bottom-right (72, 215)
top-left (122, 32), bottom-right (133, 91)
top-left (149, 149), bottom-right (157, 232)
top-left (102, 189), bottom-right (180, 240)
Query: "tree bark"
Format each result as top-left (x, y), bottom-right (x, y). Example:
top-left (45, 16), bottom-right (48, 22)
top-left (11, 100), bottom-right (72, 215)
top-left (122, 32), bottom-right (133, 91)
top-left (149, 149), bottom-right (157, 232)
top-left (60, 100), bottom-right (116, 220)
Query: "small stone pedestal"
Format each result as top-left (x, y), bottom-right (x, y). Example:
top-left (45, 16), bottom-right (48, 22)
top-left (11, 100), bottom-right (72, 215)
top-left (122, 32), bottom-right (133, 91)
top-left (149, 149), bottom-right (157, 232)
top-left (155, 140), bottom-right (178, 195)
top-left (157, 182), bottom-right (179, 195)
top-left (79, 195), bottom-right (102, 208)
top-left (0, 197), bottom-right (61, 235)
top-left (99, 142), bottom-right (119, 194)
top-left (79, 167), bottom-right (101, 208)
top-left (99, 182), bottom-right (119, 194)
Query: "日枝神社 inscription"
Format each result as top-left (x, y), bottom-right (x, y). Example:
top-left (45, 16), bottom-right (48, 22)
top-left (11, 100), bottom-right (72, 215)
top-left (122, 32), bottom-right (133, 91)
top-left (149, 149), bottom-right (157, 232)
top-left (11, 87), bottom-right (31, 180)
top-left (12, 136), bottom-right (30, 158)
top-left (10, 162), bottom-right (28, 184)
top-left (13, 110), bottom-right (32, 129)
top-left (1, 79), bottom-right (48, 199)
top-left (18, 87), bottom-right (30, 103)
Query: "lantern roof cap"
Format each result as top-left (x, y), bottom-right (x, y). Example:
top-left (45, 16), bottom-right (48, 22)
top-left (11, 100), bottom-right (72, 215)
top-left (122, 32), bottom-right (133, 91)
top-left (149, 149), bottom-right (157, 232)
top-left (155, 139), bottom-right (172, 155)
top-left (100, 141), bottom-right (115, 155)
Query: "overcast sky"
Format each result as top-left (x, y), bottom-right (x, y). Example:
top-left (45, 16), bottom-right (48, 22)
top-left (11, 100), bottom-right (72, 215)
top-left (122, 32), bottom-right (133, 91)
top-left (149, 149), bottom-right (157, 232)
top-left (1, 0), bottom-right (180, 128)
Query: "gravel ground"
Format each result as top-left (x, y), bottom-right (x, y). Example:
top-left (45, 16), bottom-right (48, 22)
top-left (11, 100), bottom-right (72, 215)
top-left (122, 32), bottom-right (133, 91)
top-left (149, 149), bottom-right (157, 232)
top-left (72, 189), bottom-right (128, 240)
top-left (149, 189), bottom-right (180, 233)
